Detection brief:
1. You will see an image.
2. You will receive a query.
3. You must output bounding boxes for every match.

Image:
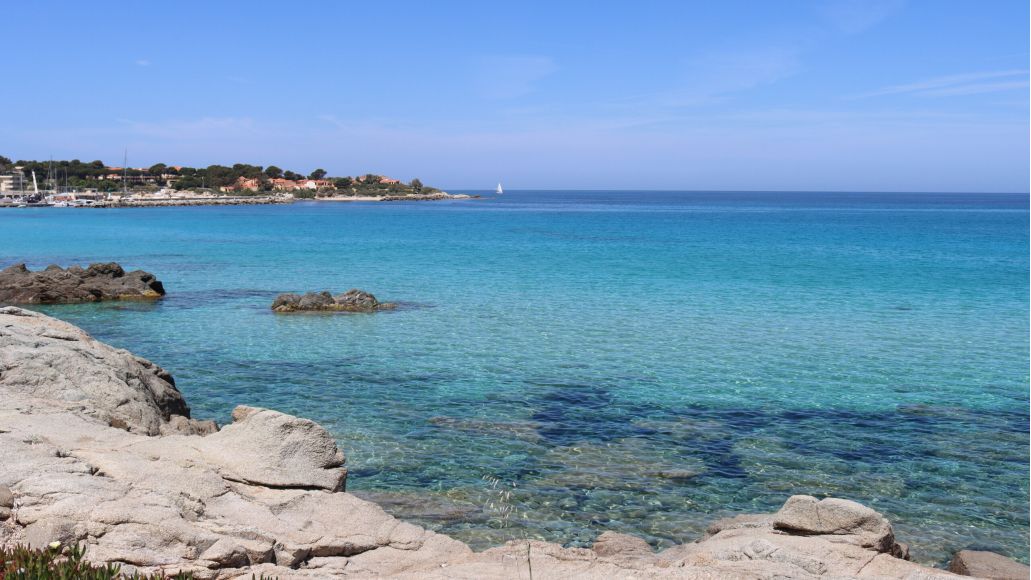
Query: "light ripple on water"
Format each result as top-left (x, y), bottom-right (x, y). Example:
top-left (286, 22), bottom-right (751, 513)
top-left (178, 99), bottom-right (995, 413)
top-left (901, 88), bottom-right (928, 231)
top-left (3, 190), bottom-right (1027, 566)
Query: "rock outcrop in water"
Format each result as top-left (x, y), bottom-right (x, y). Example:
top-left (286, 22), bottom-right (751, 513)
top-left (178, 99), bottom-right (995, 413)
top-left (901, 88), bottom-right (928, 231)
top-left (0, 306), bottom-right (1021, 578)
top-left (271, 289), bottom-right (395, 313)
top-left (0, 263), bottom-right (165, 304)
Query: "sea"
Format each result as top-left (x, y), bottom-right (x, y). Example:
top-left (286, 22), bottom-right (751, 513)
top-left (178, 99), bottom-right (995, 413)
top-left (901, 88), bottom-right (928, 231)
top-left (1, 190), bottom-right (1027, 565)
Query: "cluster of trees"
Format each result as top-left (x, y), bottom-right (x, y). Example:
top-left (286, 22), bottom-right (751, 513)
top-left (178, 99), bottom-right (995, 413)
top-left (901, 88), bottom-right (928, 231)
top-left (0, 155), bottom-right (436, 196)
top-left (0, 157), bottom-right (124, 191)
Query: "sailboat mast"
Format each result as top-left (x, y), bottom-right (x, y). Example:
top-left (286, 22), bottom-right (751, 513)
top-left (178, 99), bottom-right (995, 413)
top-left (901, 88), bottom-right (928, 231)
top-left (123, 149), bottom-right (128, 196)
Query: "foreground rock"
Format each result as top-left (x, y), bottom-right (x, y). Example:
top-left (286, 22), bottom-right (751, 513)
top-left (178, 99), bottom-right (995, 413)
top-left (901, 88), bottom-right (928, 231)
top-left (0, 263), bottom-right (165, 304)
top-left (271, 289), bottom-right (396, 313)
top-left (0, 306), bottom-right (209, 436)
top-left (0, 307), bottom-right (984, 578)
top-left (949, 550), bottom-right (1030, 579)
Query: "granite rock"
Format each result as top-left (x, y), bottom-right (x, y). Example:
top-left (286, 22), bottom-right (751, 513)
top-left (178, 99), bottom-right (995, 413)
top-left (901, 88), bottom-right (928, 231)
top-left (949, 550), bottom-right (1030, 579)
top-left (773, 494), bottom-right (907, 557)
top-left (0, 306), bottom-right (205, 435)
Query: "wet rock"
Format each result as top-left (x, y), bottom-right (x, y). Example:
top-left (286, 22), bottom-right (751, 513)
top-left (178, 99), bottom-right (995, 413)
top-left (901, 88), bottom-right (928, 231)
top-left (333, 289), bottom-right (385, 310)
top-left (428, 416), bottom-right (543, 442)
top-left (270, 292), bottom-right (302, 310)
top-left (536, 438), bottom-right (707, 491)
top-left (654, 469), bottom-right (702, 481)
top-left (298, 291), bottom-right (334, 310)
top-left (949, 550), bottom-right (1029, 579)
top-left (271, 289), bottom-right (396, 313)
top-left (0, 262), bottom-right (165, 304)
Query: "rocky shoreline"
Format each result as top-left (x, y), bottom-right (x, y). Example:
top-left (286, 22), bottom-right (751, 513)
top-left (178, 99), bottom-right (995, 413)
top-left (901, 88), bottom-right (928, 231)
top-left (94, 196), bottom-right (290, 207)
top-left (309, 193), bottom-right (476, 202)
top-left (0, 307), bottom-right (1025, 579)
top-left (1, 192), bottom-right (476, 210)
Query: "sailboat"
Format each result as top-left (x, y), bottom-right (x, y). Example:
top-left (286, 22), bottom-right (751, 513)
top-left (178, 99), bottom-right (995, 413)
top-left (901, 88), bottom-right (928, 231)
top-left (496, 183), bottom-right (504, 195)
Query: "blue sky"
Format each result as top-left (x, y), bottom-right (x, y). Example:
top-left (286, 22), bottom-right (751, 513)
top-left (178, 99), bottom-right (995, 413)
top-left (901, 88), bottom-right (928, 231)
top-left (2, 0), bottom-right (1028, 191)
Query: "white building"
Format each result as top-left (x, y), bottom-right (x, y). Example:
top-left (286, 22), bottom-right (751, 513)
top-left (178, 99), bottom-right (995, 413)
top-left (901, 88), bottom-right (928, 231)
top-left (0, 170), bottom-right (26, 193)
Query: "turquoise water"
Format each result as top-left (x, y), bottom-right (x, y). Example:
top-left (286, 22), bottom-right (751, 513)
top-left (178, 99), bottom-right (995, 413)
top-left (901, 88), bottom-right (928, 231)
top-left (1, 191), bottom-right (1027, 565)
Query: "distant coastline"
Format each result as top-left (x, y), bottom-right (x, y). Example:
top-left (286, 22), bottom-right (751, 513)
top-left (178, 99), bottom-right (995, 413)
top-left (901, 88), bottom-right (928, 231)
top-left (0, 155), bottom-right (473, 208)
top-left (0, 192), bottom-right (477, 209)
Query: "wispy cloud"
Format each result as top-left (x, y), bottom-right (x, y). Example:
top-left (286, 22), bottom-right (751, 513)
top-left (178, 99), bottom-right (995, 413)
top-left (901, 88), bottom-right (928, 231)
top-left (820, 0), bottom-right (905, 34)
top-left (473, 55), bottom-right (558, 99)
top-left (687, 47), bottom-right (802, 94)
top-left (586, 46), bottom-right (802, 116)
top-left (919, 80), bottom-right (1029, 97)
top-left (135, 59), bottom-right (151, 67)
top-left (849, 70), bottom-right (1029, 99)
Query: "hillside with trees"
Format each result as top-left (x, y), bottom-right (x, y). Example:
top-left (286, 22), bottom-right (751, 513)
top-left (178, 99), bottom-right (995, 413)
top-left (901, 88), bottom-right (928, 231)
top-left (0, 156), bottom-right (440, 197)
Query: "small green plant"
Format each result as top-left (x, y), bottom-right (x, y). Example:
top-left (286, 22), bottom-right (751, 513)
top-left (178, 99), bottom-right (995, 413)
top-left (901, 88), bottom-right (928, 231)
top-left (0, 543), bottom-right (277, 580)
top-left (1, 543), bottom-right (123, 580)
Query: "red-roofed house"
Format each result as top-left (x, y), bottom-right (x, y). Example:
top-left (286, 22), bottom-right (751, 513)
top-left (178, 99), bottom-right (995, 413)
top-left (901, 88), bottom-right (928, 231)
top-left (220, 176), bottom-right (262, 192)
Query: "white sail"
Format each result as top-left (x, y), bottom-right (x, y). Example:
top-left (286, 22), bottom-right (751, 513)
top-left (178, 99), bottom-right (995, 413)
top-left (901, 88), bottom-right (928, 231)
top-left (496, 183), bottom-right (503, 194)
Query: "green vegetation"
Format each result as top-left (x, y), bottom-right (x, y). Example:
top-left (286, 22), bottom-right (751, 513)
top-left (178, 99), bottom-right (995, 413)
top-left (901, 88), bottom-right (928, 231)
top-left (0, 543), bottom-right (277, 579)
top-left (0, 155), bottom-right (441, 196)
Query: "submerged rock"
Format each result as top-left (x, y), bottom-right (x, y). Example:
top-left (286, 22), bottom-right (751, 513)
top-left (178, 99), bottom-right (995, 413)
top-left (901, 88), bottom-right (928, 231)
top-left (351, 490), bottom-right (487, 523)
top-left (271, 289), bottom-right (396, 313)
top-left (428, 415), bottom-right (543, 442)
top-left (0, 262), bottom-right (165, 304)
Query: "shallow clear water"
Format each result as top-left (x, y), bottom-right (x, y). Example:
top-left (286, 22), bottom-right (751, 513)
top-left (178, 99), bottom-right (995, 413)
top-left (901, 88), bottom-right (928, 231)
top-left (1, 191), bottom-right (1027, 565)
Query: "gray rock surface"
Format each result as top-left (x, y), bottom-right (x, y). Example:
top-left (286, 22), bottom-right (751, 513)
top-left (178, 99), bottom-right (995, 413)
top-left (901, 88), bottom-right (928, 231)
top-left (0, 307), bottom-right (977, 578)
top-left (198, 406), bottom-right (347, 491)
top-left (949, 550), bottom-right (1030, 579)
top-left (0, 306), bottom-right (208, 435)
top-left (773, 495), bottom-right (907, 557)
top-left (272, 289), bottom-right (396, 313)
top-left (0, 263), bottom-right (165, 304)
top-left (591, 531), bottom-right (654, 559)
